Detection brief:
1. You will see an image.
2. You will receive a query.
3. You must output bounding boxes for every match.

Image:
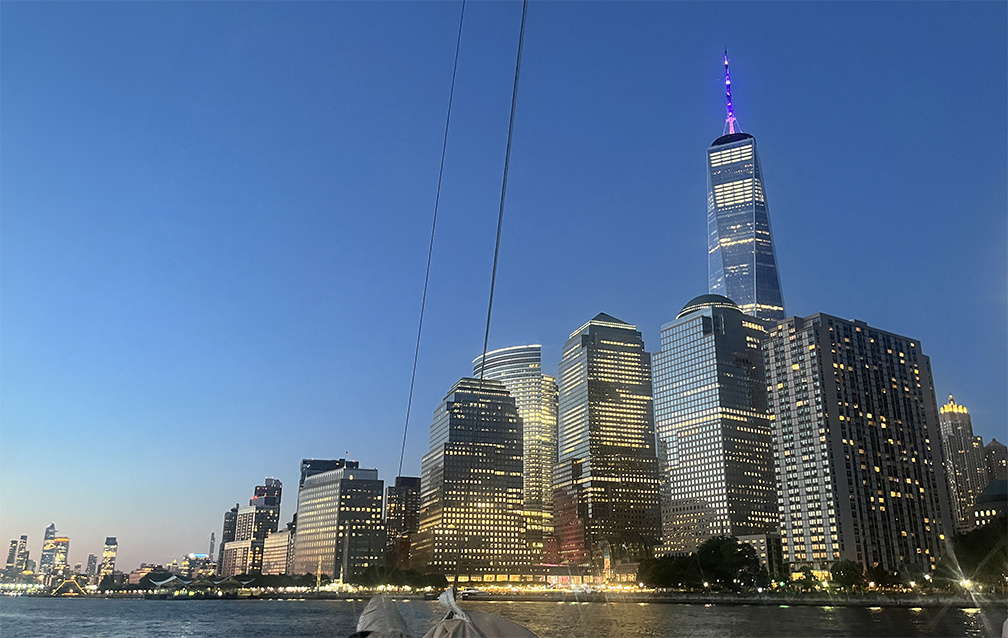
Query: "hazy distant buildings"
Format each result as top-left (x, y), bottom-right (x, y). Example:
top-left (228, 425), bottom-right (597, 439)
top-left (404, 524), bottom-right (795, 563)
top-left (384, 476), bottom-right (421, 571)
top-left (764, 314), bottom-right (952, 575)
top-left (553, 314), bottom-right (661, 567)
top-left (99, 537), bottom-right (118, 581)
top-left (706, 54), bottom-right (785, 324)
top-left (217, 504), bottom-right (239, 571)
top-left (652, 295), bottom-right (777, 555)
top-left (291, 459), bottom-right (384, 580)
top-left (4, 541), bottom-right (17, 575)
top-left (413, 378), bottom-right (528, 577)
top-left (86, 553), bottom-right (97, 578)
top-left (984, 439), bottom-right (1008, 483)
top-left (938, 396), bottom-right (988, 532)
top-left (38, 523), bottom-right (57, 578)
top-left (15, 535), bottom-right (28, 573)
top-left (473, 345), bottom-right (559, 562)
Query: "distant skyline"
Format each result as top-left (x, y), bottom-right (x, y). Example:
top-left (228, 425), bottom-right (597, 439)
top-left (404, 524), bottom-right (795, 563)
top-left (2, 2), bottom-right (1005, 572)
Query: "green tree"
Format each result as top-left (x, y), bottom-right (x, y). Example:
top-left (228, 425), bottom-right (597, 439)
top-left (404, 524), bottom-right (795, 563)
top-left (829, 559), bottom-right (864, 589)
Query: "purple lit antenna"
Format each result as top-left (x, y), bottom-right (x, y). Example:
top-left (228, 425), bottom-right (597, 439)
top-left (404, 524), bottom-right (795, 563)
top-left (724, 49), bottom-right (740, 135)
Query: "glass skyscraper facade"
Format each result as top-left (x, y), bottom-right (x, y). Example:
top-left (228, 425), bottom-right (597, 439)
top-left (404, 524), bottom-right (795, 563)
top-left (554, 313), bottom-right (661, 567)
top-left (706, 57), bottom-right (785, 323)
top-left (412, 378), bottom-right (528, 577)
top-left (473, 345), bottom-right (558, 562)
top-left (652, 295), bottom-right (777, 555)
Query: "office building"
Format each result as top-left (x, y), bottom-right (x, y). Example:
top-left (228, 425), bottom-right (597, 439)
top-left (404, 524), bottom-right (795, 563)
top-left (86, 553), bottom-right (97, 578)
top-left (652, 295), bottom-right (777, 554)
top-left (301, 458), bottom-right (348, 488)
top-left (217, 504), bottom-right (239, 570)
top-left (98, 537), bottom-right (117, 581)
top-left (220, 479), bottom-right (284, 576)
top-left (413, 378), bottom-right (528, 577)
top-left (252, 478), bottom-right (283, 507)
top-left (262, 523), bottom-right (295, 576)
top-left (38, 523), bottom-right (57, 578)
top-left (984, 439), bottom-right (1008, 483)
top-left (706, 53), bottom-right (785, 323)
top-left (938, 396), bottom-right (988, 531)
top-left (291, 461), bottom-right (384, 580)
top-left (384, 476), bottom-right (421, 570)
top-left (553, 314), bottom-right (661, 567)
top-left (764, 314), bottom-right (952, 577)
top-left (473, 345), bottom-right (559, 561)
top-left (15, 535), bottom-right (28, 572)
top-left (5, 541), bottom-right (16, 572)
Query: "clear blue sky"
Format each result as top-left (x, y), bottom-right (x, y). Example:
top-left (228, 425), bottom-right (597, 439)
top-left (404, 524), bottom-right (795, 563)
top-left (2, 2), bottom-right (1005, 572)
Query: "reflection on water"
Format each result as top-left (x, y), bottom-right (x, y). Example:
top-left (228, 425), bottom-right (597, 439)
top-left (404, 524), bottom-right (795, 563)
top-left (0, 596), bottom-right (1004, 638)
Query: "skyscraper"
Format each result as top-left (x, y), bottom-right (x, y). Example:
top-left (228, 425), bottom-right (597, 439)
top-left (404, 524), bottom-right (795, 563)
top-left (938, 396), bottom-right (988, 531)
top-left (707, 53), bottom-right (785, 324)
top-left (14, 535), bottom-right (28, 572)
top-left (384, 476), bottom-right (421, 570)
top-left (473, 345), bottom-right (559, 561)
top-left (217, 503), bottom-right (240, 572)
top-left (412, 378), bottom-right (528, 578)
top-left (764, 314), bottom-right (952, 575)
top-left (652, 295), bottom-right (777, 554)
top-left (5, 541), bottom-right (17, 573)
top-left (291, 461), bottom-right (384, 580)
top-left (553, 313), bottom-right (661, 567)
top-left (86, 553), bottom-right (98, 578)
top-left (38, 523), bottom-right (57, 578)
top-left (99, 537), bottom-right (118, 581)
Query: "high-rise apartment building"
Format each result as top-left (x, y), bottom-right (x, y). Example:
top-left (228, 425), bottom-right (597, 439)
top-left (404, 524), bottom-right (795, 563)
top-left (413, 378), bottom-right (528, 577)
top-left (217, 503), bottom-right (239, 570)
top-left (938, 396), bottom-right (988, 531)
top-left (38, 523), bottom-right (57, 578)
top-left (652, 295), bottom-right (777, 554)
top-left (251, 478), bottom-right (283, 507)
top-left (764, 314), bottom-right (952, 576)
top-left (707, 53), bottom-right (785, 324)
top-left (473, 345), bottom-right (559, 561)
top-left (99, 537), bottom-right (117, 580)
top-left (86, 553), bottom-right (98, 578)
top-left (384, 476), bottom-right (421, 570)
top-left (291, 461), bottom-right (384, 580)
top-left (553, 314), bottom-right (661, 566)
top-left (984, 439), bottom-right (1008, 483)
top-left (50, 537), bottom-right (70, 582)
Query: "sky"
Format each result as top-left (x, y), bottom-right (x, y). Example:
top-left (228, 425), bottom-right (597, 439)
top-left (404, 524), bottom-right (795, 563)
top-left (2, 2), bottom-right (1005, 573)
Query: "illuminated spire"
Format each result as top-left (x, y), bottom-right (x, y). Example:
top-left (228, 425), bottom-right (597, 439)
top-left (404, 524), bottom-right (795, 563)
top-left (723, 49), bottom-right (740, 135)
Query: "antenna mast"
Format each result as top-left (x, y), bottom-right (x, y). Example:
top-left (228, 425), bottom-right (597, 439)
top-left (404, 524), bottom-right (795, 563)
top-left (723, 50), bottom-right (741, 135)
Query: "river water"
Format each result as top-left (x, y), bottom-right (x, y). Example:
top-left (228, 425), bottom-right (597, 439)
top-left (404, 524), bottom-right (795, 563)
top-left (1, 596), bottom-right (1004, 637)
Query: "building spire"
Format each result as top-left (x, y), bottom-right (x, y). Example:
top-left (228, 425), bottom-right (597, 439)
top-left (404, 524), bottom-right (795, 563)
top-left (723, 49), bottom-right (740, 135)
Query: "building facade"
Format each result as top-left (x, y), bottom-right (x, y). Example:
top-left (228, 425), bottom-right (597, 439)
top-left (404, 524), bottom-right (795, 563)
top-left (473, 345), bottom-right (559, 562)
top-left (984, 439), bottom-right (1008, 483)
top-left (652, 295), bottom-right (777, 554)
top-left (938, 396), bottom-right (988, 532)
top-left (413, 378), bottom-right (528, 577)
top-left (291, 463), bottom-right (384, 581)
top-left (38, 523), bottom-right (57, 578)
top-left (99, 537), bottom-right (117, 581)
top-left (707, 54), bottom-right (786, 324)
top-left (553, 313), bottom-right (661, 567)
top-left (764, 314), bottom-right (952, 577)
top-left (262, 526), bottom-right (294, 576)
top-left (384, 476), bottom-right (421, 570)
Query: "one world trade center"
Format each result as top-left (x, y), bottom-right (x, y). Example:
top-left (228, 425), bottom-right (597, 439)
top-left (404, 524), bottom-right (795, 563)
top-left (707, 52), bottom-right (785, 323)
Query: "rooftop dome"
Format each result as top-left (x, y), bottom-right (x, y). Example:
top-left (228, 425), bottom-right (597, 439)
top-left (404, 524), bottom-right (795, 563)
top-left (677, 294), bottom-right (739, 319)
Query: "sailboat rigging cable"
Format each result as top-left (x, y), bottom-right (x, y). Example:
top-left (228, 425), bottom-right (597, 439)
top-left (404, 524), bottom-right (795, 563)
top-left (397, 0), bottom-right (468, 478)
